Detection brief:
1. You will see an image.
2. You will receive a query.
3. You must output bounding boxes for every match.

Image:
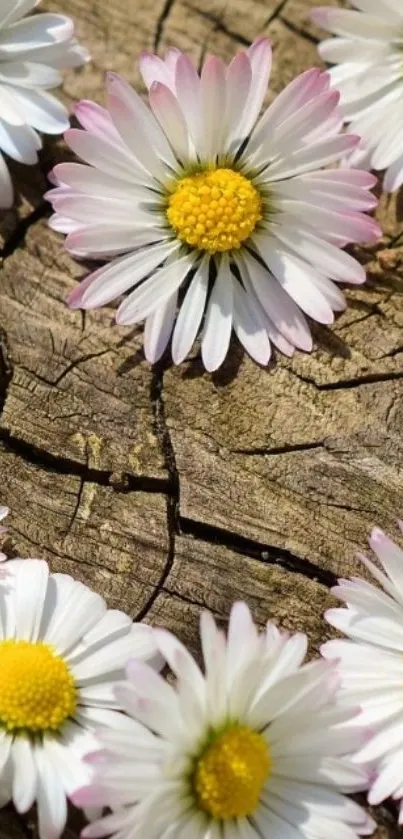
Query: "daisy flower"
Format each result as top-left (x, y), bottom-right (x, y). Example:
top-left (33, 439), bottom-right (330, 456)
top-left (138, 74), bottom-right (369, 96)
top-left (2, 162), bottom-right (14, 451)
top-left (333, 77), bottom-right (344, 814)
top-left (46, 39), bottom-right (380, 372)
top-left (0, 0), bottom-right (89, 208)
top-left (73, 602), bottom-right (374, 839)
top-left (312, 1), bottom-right (403, 192)
top-left (322, 524), bottom-right (403, 823)
top-left (0, 556), bottom-right (161, 839)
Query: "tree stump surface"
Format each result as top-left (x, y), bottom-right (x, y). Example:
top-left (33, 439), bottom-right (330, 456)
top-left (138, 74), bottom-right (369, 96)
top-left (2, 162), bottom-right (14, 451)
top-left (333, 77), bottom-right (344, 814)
top-left (0, 0), bottom-right (402, 836)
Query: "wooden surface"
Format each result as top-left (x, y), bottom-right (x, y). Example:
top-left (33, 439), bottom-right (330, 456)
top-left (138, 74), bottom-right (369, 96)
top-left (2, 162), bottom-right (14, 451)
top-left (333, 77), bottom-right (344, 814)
top-left (0, 0), bottom-right (403, 835)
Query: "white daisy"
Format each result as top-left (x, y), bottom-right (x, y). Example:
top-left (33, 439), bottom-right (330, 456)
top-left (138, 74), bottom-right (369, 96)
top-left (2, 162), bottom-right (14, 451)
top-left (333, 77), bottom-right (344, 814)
top-left (312, 1), bottom-right (403, 192)
top-left (322, 524), bottom-right (403, 824)
top-left (46, 39), bottom-right (380, 372)
top-left (0, 0), bottom-right (89, 208)
top-left (0, 556), bottom-right (162, 839)
top-left (73, 601), bottom-right (374, 839)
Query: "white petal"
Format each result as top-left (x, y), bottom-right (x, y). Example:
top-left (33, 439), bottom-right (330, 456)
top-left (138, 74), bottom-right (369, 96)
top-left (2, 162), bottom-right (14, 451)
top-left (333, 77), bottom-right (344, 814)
top-left (43, 574), bottom-right (106, 655)
top-left (258, 134), bottom-right (359, 182)
top-left (107, 72), bottom-right (178, 176)
top-left (272, 216), bottom-right (366, 284)
top-left (0, 14), bottom-right (73, 54)
top-left (35, 746), bottom-right (68, 839)
top-left (74, 101), bottom-right (124, 145)
top-left (5, 86), bottom-right (68, 134)
top-left (41, 733), bottom-right (92, 797)
top-left (66, 225), bottom-right (166, 259)
top-left (237, 37), bottom-right (272, 140)
top-left (311, 7), bottom-right (400, 41)
top-left (149, 82), bottom-right (189, 162)
top-left (116, 251), bottom-right (195, 326)
top-left (233, 280), bottom-right (271, 365)
top-left (369, 752), bottom-right (402, 803)
top-left (384, 152), bottom-right (403, 193)
top-left (225, 52), bottom-right (252, 149)
top-left (254, 236), bottom-right (336, 324)
top-left (174, 54), bottom-right (201, 150)
top-left (11, 738), bottom-right (37, 813)
top-left (0, 152), bottom-right (13, 207)
top-left (0, 118), bottom-right (39, 163)
top-left (237, 250), bottom-right (313, 351)
top-left (64, 129), bottom-right (148, 186)
top-left (71, 625), bottom-right (158, 681)
top-left (14, 559), bottom-right (49, 642)
top-left (144, 291), bottom-right (178, 363)
top-left (199, 55), bottom-right (227, 161)
top-left (171, 255), bottom-right (209, 364)
top-left (51, 161), bottom-right (150, 200)
top-left (68, 241), bottom-right (176, 310)
top-left (202, 254), bottom-right (233, 372)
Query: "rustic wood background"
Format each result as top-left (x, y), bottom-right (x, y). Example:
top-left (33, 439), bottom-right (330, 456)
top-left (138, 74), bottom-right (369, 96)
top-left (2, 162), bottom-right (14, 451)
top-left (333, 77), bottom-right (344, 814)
top-left (1, 0), bottom-right (402, 835)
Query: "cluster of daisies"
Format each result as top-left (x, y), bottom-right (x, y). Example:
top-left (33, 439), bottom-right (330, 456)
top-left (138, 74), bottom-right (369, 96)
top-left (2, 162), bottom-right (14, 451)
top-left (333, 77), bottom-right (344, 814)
top-left (1, 505), bottom-right (403, 839)
top-left (2, 0), bottom-right (400, 370)
top-left (1, 0), bottom-right (403, 835)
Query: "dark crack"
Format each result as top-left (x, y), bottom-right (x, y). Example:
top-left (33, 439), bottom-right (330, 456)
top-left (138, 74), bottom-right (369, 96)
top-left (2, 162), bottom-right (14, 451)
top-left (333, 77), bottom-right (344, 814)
top-left (0, 201), bottom-right (49, 261)
top-left (18, 350), bottom-right (112, 390)
top-left (0, 430), bottom-right (171, 495)
top-left (231, 440), bottom-right (325, 456)
top-left (67, 475), bottom-right (86, 534)
top-left (378, 346), bottom-right (403, 360)
top-left (318, 371), bottom-right (403, 391)
top-left (134, 361), bottom-right (179, 620)
top-left (288, 367), bottom-right (403, 391)
top-left (279, 15), bottom-right (320, 45)
top-left (0, 331), bottom-right (12, 417)
top-left (265, 0), bottom-right (289, 26)
top-left (184, 3), bottom-right (252, 46)
top-left (179, 516), bottom-right (337, 587)
top-left (154, 0), bottom-right (175, 50)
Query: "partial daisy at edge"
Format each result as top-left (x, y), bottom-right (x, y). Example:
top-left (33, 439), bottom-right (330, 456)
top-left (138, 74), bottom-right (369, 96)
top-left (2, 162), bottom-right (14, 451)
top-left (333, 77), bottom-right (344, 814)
top-left (0, 0), bottom-right (89, 209)
top-left (0, 505), bottom-right (8, 561)
top-left (73, 601), bottom-right (375, 839)
top-left (46, 38), bottom-right (381, 372)
top-left (322, 522), bottom-right (403, 824)
top-left (311, 0), bottom-right (403, 192)
top-left (0, 549), bottom-right (163, 839)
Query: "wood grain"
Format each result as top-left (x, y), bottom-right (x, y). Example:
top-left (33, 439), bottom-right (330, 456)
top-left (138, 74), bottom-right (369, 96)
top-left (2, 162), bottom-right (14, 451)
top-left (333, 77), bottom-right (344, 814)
top-left (0, 0), bottom-right (402, 836)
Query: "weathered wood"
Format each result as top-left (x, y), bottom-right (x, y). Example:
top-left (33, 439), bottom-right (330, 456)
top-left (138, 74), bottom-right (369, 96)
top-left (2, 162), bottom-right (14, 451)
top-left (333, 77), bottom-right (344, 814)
top-left (0, 222), bottom-right (167, 479)
top-left (0, 0), bottom-right (402, 836)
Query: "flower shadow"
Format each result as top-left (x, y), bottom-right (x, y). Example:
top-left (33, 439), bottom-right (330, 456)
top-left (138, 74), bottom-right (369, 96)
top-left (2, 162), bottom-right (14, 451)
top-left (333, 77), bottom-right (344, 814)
top-left (180, 339), bottom-right (246, 386)
top-left (395, 185), bottom-right (403, 223)
top-left (311, 323), bottom-right (352, 360)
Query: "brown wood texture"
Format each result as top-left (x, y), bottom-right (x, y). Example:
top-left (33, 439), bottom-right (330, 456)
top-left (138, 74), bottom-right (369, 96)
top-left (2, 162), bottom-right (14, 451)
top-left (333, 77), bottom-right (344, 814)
top-left (0, 0), bottom-right (403, 836)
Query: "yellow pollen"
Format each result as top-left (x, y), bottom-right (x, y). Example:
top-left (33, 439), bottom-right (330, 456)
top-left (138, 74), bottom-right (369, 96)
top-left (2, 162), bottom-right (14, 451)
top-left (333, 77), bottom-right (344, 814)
top-left (193, 725), bottom-right (271, 820)
top-left (0, 640), bottom-right (77, 735)
top-left (167, 168), bottom-right (262, 253)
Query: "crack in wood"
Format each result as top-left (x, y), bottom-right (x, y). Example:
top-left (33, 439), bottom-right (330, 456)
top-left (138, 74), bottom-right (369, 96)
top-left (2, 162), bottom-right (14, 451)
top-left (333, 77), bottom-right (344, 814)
top-left (0, 201), bottom-right (49, 261)
top-left (279, 15), bottom-right (320, 46)
top-left (288, 367), bottom-right (403, 392)
top-left (154, 0), bottom-right (176, 50)
top-left (179, 516), bottom-right (337, 587)
top-left (134, 362), bottom-right (178, 620)
top-left (230, 440), bottom-right (326, 456)
top-left (183, 2), bottom-right (252, 46)
top-left (0, 332), bottom-right (12, 418)
top-left (318, 371), bottom-right (403, 391)
top-left (264, 0), bottom-right (289, 26)
top-left (0, 431), bottom-right (171, 495)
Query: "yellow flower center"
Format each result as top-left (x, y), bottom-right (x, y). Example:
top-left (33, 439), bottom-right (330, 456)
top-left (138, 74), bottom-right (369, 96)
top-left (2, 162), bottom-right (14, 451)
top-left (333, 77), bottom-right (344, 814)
top-left (166, 168), bottom-right (262, 253)
top-left (0, 640), bottom-right (77, 734)
top-left (193, 724), bottom-right (271, 819)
